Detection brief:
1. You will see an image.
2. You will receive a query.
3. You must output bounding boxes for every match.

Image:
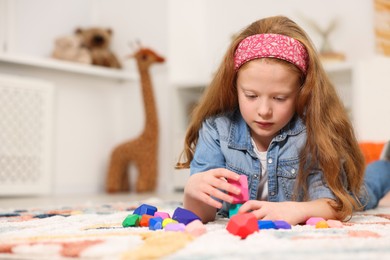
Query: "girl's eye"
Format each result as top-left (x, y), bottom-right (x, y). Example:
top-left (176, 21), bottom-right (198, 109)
top-left (245, 94), bottom-right (257, 99)
top-left (274, 96), bottom-right (286, 101)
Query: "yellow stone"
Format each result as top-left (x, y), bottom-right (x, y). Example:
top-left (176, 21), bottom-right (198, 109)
top-left (162, 218), bottom-right (178, 228)
top-left (315, 220), bottom-right (329, 229)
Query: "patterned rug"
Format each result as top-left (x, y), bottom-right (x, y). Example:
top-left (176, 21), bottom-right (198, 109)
top-left (1, 197), bottom-right (390, 260)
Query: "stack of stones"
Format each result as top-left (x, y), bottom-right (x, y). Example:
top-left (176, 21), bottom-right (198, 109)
top-left (226, 175), bottom-right (292, 238)
top-left (122, 204), bottom-right (206, 237)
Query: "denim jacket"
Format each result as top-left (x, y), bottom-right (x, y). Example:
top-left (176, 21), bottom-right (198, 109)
top-left (190, 110), bottom-right (336, 216)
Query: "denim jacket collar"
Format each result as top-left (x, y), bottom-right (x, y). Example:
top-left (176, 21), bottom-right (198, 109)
top-left (228, 110), bottom-right (305, 152)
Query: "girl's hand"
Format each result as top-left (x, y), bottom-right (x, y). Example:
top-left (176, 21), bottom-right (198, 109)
top-left (238, 200), bottom-right (306, 225)
top-left (184, 168), bottom-right (241, 209)
top-left (238, 199), bottom-right (337, 225)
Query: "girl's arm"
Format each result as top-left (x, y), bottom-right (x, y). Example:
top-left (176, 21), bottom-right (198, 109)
top-left (183, 192), bottom-right (217, 223)
top-left (183, 168), bottom-right (241, 223)
top-left (238, 198), bottom-right (337, 225)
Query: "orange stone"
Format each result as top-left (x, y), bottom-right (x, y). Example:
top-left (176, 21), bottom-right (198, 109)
top-left (315, 220), bottom-right (329, 229)
top-left (140, 214), bottom-right (154, 227)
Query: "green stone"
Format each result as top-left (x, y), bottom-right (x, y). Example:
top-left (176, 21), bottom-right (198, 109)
top-left (122, 214), bottom-right (140, 227)
top-left (229, 203), bottom-right (243, 218)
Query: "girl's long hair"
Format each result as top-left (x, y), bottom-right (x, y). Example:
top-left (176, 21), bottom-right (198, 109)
top-left (176, 15), bottom-right (365, 220)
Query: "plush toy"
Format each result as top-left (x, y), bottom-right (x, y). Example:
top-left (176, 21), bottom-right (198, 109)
top-left (52, 35), bottom-right (92, 64)
top-left (75, 27), bottom-right (122, 69)
top-left (106, 46), bottom-right (165, 193)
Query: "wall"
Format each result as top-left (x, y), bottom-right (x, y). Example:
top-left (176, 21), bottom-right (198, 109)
top-left (169, 0), bottom-right (389, 144)
top-left (0, 0), bottom-right (171, 195)
top-left (0, 0), bottom-right (387, 196)
top-left (353, 56), bottom-right (390, 142)
top-left (168, 0), bottom-right (375, 84)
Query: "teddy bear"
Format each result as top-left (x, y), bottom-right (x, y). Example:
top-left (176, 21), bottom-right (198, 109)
top-left (75, 27), bottom-right (122, 69)
top-left (52, 34), bottom-right (92, 64)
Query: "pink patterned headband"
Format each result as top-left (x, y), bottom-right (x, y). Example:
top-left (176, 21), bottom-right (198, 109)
top-left (234, 33), bottom-right (308, 74)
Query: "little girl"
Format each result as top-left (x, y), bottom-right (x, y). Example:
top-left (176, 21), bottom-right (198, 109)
top-left (176, 15), bottom-right (390, 224)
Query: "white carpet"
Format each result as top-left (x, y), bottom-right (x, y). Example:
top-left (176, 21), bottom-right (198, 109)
top-left (1, 196), bottom-right (390, 259)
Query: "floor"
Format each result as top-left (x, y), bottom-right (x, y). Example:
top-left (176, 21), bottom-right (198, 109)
top-left (0, 191), bottom-right (389, 210)
top-left (0, 192), bottom-right (183, 210)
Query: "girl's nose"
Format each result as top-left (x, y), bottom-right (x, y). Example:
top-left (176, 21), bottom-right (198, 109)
top-left (257, 100), bottom-right (272, 118)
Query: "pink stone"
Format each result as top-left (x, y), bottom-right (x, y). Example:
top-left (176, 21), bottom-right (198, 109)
top-left (326, 219), bottom-right (343, 228)
top-left (185, 219), bottom-right (206, 237)
top-left (228, 175), bottom-right (249, 204)
top-left (305, 217), bottom-right (325, 226)
top-left (154, 211), bottom-right (170, 219)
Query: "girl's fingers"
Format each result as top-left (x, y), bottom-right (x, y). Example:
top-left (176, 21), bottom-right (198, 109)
top-left (250, 209), bottom-right (267, 220)
top-left (207, 185), bottom-right (235, 204)
top-left (199, 192), bottom-right (223, 209)
top-left (210, 177), bottom-right (241, 195)
top-left (239, 200), bottom-right (263, 213)
top-left (239, 201), bottom-right (271, 220)
top-left (209, 169), bottom-right (241, 195)
top-left (195, 179), bottom-right (234, 207)
top-left (237, 201), bottom-right (251, 213)
top-left (215, 168), bottom-right (240, 181)
top-left (189, 169), bottom-right (242, 208)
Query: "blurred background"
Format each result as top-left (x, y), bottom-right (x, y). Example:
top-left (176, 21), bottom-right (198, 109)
top-left (0, 0), bottom-right (389, 198)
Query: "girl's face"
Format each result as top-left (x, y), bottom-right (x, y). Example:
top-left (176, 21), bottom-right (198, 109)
top-left (237, 59), bottom-right (301, 151)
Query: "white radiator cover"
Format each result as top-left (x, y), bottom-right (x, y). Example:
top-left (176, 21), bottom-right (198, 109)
top-left (0, 73), bottom-right (54, 195)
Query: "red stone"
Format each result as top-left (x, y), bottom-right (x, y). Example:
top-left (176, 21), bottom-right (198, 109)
top-left (226, 213), bottom-right (259, 239)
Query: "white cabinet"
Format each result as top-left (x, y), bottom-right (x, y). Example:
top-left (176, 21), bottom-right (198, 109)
top-left (172, 61), bottom-right (353, 191)
top-left (0, 54), bottom-right (138, 195)
top-left (0, 73), bottom-right (54, 195)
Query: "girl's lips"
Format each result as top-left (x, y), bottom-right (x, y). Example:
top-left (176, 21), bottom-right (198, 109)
top-left (255, 121), bottom-right (273, 128)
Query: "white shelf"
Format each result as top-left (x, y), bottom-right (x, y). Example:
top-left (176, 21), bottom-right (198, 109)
top-left (173, 79), bottom-right (211, 89)
top-left (0, 53), bottom-right (137, 81)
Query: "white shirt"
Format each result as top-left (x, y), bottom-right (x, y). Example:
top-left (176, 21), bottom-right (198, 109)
top-left (251, 138), bottom-right (269, 200)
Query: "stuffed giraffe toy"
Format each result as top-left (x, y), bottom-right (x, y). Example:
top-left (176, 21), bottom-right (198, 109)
top-left (106, 46), bottom-right (165, 193)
